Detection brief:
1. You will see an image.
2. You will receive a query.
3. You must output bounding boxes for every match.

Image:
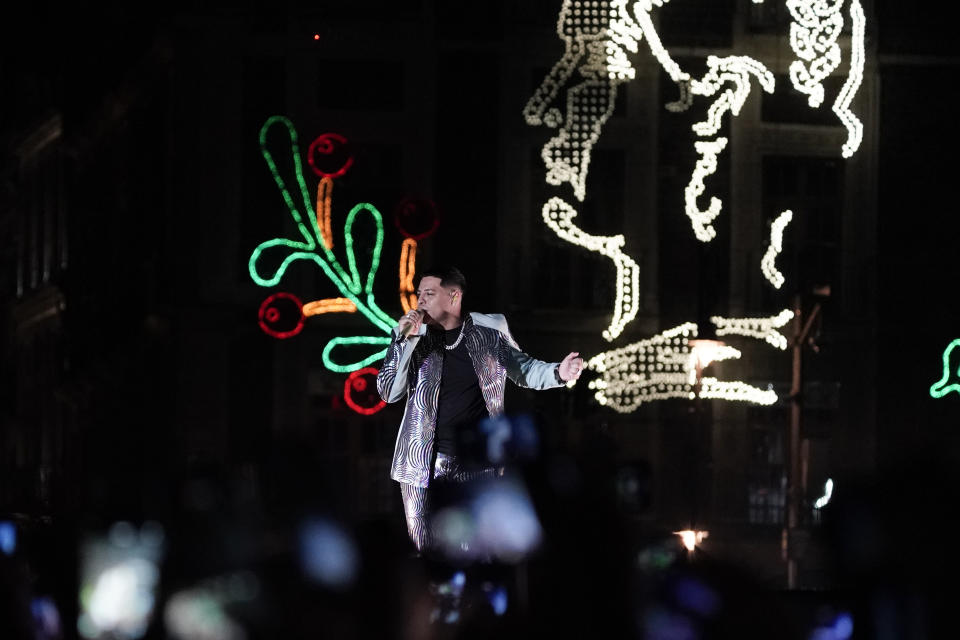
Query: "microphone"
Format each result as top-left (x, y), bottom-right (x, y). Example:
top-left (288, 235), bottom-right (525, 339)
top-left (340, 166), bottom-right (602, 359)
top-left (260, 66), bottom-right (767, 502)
top-left (399, 309), bottom-right (424, 338)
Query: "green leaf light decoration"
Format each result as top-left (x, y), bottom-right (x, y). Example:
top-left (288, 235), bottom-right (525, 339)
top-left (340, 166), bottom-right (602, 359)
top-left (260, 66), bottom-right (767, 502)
top-left (248, 116), bottom-right (396, 372)
top-left (930, 339), bottom-right (960, 399)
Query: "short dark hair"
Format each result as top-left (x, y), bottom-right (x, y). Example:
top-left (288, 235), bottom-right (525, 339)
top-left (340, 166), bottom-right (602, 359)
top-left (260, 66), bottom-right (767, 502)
top-left (419, 265), bottom-right (466, 292)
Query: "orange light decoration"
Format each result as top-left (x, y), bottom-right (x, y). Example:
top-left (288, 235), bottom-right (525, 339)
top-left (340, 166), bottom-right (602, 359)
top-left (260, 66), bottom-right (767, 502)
top-left (303, 298), bottom-right (357, 316)
top-left (399, 238), bottom-right (418, 314)
top-left (315, 177), bottom-right (334, 250)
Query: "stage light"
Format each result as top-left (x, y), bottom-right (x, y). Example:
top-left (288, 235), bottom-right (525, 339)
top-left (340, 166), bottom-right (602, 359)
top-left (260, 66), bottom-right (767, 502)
top-left (673, 529), bottom-right (708, 552)
top-left (684, 137), bottom-right (728, 242)
top-left (710, 309), bottom-right (794, 350)
top-left (761, 210), bottom-right (793, 289)
top-left (542, 197), bottom-right (639, 341)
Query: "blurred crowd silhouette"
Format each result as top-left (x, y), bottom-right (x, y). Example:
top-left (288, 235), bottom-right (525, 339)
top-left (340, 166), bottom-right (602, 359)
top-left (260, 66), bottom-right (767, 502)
top-left (3, 413), bottom-right (959, 639)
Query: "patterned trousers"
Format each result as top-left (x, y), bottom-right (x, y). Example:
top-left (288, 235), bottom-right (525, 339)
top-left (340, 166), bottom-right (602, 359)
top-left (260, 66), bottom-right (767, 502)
top-left (399, 453), bottom-right (501, 552)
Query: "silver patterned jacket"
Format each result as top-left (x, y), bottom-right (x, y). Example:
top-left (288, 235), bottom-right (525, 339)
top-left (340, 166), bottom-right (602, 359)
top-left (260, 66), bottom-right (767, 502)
top-left (377, 312), bottom-right (563, 488)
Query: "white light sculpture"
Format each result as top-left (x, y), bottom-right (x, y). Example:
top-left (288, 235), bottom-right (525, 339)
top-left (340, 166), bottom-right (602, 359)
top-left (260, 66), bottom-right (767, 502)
top-left (814, 478), bottom-right (834, 509)
top-left (586, 322), bottom-right (778, 412)
top-left (833, 0), bottom-right (865, 158)
top-left (787, 0), bottom-right (844, 109)
top-left (761, 210), bottom-right (793, 289)
top-left (689, 56), bottom-right (775, 137)
top-left (684, 137), bottom-right (728, 242)
top-left (710, 309), bottom-right (794, 350)
top-left (543, 197), bottom-right (639, 341)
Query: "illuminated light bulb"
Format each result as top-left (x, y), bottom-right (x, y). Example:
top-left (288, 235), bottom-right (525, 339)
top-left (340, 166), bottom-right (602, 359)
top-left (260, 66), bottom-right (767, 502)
top-left (313, 34), bottom-right (320, 41)
top-left (543, 197), bottom-right (639, 341)
top-left (930, 338), bottom-right (960, 399)
top-left (585, 322), bottom-right (777, 412)
top-left (687, 341), bottom-right (741, 385)
top-left (303, 298), bottom-right (357, 316)
top-left (399, 238), bottom-right (418, 314)
top-left (710, 309), bottom-right (794, 350)
top-left (833, 0), bottom-right (865, 158)
top-left (316, 177), bottom-right (334, 250)
top-left (761, 210), bottom-right (793, 289)
top-left (673, 529), bottom-right (708, 552)
top-left (684, 137), bottom-right (728, 242)
top-left (689, 56), bottom-right (775, 137)
top-left (814, 478), bottom-right (834, 509)
top-left (787, 0), bottom-right (844, 109)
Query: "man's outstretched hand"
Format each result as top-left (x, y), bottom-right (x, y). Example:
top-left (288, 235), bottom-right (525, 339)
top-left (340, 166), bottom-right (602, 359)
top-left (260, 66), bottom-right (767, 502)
top-left (558, 352), bottom-right (585, 382)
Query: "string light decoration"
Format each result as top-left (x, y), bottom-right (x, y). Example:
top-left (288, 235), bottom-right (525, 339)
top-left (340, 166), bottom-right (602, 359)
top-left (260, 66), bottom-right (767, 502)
top-left (814, 478), bottom-right (834, 509)
top-left (787, 0), bottom-right (844, 109)
top-left (399, 238), bottom-right (418, 314)
top-left (786, 0), bottom-right (867, 158)
top-left (343, 367), bottom-right (387, 415)
top-left (684, 137), bottom-right (728, 242)
top-left (307, 132), bottom-right (354, 179)
top-left (710, 309), bottom-right (794, 350)
top-left (248, 116), bottom-right (396, 371)
top-left (315, 178), bottom-right (334, 250)
top-left (761, 210), bottom-right (793, 289)
top-left (543, 197), bottom-right (639, 341)
top-left (303, 298), bottom-right (357, 316)
top-left (833, 0), bottom-right (865, 158)
top-left (930, 339), bottom-right (960, 399)
top-left (689, 56), bottom-right (775, 137)
top-left (258, 292), bottom-right (305, 339)
top-left (586, 323), bottom-right (777, 412)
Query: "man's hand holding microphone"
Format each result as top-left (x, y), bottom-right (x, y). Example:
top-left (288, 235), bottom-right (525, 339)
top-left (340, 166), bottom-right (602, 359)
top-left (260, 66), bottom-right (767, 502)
top-left (398, 309), bottom-right (425, 338)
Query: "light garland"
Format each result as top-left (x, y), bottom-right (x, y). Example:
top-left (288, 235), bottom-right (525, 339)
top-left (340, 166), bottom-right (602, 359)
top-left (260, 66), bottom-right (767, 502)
top-left (787, 0), bottom-right (844, 109)
top-left (684, 137), bottom-right (728, 242)
top-left (258, 292), bottom-right (304, 339)
top-left (248, 116), bottom-right (398, 373)
top-left (586, 322), bottom-right (777, 412)
top-left (303, 298), bottom-right (357, 316)
top-left (343, 367), bottom-right (387, 415)
top-left (814, 478), bottom-right (834, 509)
top-left (316, 177), bottom-right (334, 250)
top-left (930, 339), bottom-right (960, 399)
top-left (543, 197), bottom-right (639, 341)
top-left (399, 238), bottom-right (418, 314)
top-left (833, 0), bottom-right (865, 158)
top-left (322, 336), bottom-right (393, 374)
top-left (689, 56), bottom-right (775, 137)
top-left (761, 210), bottom-right (793, 289)
top-left (710, 309), bottom-right (794, 350)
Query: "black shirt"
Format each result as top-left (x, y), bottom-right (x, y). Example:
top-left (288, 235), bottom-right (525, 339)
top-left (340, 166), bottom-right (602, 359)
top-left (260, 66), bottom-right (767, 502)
top-left (434, 324), bottom-right (488, 459)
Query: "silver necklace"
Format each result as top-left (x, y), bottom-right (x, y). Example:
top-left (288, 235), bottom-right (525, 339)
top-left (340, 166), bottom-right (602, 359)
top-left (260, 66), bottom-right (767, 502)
top-left (444, 323), bottom-right (465, 350)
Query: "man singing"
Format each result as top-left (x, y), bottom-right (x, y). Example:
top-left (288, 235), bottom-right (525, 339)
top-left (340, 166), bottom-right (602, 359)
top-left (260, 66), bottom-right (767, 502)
top-left (376, 266), bottom-right (584, 552)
